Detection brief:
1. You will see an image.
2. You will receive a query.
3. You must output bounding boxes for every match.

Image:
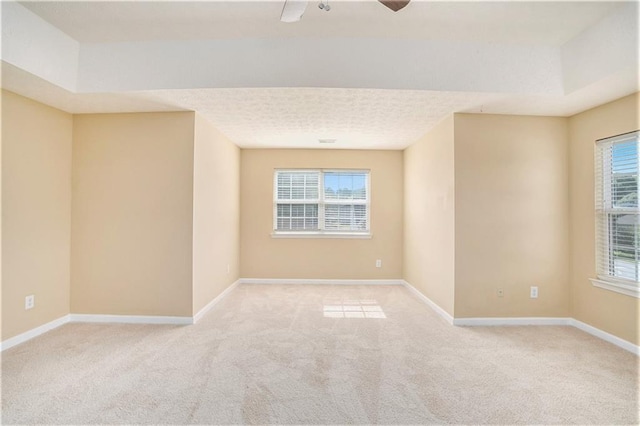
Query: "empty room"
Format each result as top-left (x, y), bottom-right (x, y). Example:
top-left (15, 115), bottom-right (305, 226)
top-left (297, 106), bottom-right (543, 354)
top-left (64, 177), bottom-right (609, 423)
top-left (1, 0), bottom-right (639, 424)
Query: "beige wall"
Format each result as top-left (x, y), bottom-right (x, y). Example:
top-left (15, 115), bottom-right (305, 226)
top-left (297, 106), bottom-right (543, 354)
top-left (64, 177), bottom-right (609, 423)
top-left (403, 116), bottom-right (456, 316)
top-left (569, 93), bottom-right (640, 345)
top-left (240, 149), bottom-right (403, 279)
top-left (192, 114), bottom-right (240, 314)
top-left (72, 112), bottom-right (195, 317)
top-left (1, 92), bottom-right (3, 336)
top-left (4, 86), bottom-right (638, 348)
top-left (454, 113), bottom-right (570, 318)
top-left (2, 90), bottom-right (72, 339)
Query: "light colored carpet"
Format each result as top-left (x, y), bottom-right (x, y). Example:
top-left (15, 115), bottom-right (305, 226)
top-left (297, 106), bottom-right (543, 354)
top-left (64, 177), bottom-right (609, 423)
top-left (2, 284), bottom-right (638, 425)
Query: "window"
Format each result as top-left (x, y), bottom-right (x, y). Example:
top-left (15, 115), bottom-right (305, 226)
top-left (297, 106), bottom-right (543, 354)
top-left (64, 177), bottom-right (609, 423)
top-left (593, 131), bottom-right (640, 297)
top-left (273, 169), bottom-right (370, 237)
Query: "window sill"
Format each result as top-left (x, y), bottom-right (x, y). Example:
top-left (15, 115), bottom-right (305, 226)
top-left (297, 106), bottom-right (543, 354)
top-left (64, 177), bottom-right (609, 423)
top-left (590, 278), bottom-right (640, 298)
top-left (271, 232), bottom-right (372, 239)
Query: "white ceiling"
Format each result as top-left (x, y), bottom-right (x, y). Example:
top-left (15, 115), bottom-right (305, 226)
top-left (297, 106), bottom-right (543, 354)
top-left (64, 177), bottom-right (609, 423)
top-left (20, 0), bottom-right (618, 45)
top-left (2, 1), bottom-right (638, 150)
top-left (4, 60), bottom-right (635, 149)
top-left (141, 88), bottom-right (500, 149)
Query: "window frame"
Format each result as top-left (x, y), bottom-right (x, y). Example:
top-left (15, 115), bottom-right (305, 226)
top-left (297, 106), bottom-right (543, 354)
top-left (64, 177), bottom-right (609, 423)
top-left (591, 130), bottom-right (640, 298)
top-left (272, 168), bottom-right (372, 239)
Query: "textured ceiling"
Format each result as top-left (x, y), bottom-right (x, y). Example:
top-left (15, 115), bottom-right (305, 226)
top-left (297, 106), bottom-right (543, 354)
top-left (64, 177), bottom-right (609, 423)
top-left (3, 60), bottom-right (637, 150)
top-left (140, 88), bottom-right (499, 148)
top-left (135, 74), bottom-right (640, 149)
top-left (21, 0), bottom-right (619, 46)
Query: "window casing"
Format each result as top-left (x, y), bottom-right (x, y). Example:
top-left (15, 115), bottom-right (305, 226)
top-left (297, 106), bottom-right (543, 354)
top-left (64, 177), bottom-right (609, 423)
top-left (594, 131), bottom-right (640, 296)
top-left (273, 169), bottom-right (370, 237)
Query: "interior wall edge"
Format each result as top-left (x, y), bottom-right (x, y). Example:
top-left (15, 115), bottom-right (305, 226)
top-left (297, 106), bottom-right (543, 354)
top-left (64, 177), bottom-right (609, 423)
top-left (406, 276), bottom-right (639, 356)
top-left (5, 280), bottom-right (637, 358)
top-left (239, 278), bottom-right (404, 285)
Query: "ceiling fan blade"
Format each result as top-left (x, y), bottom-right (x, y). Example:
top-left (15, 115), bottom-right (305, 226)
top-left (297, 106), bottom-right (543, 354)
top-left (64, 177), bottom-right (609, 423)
top-left (281, 0), bottom-right (309, 23)
top-left (379, 0), bottom-right (410, 12)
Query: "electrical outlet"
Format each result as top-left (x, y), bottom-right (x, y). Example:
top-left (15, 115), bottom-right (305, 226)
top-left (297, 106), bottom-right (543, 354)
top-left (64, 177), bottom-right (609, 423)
top-left (25, 295), bottom-right (35, 310)
top-left (497, 288), bottom-right (504, 297)
top-left (375, 259), bottom-right (382, 268)
top-left (530, 286), bottom-right (538, 299)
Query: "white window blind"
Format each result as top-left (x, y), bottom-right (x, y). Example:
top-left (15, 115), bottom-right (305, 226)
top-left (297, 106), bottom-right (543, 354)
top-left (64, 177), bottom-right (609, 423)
top-left (595, 131), bottom-right (640, 284)
top-left (274, 169), bottom-right (370, 235)
top-left (275, 171), bottom-right (319, 231)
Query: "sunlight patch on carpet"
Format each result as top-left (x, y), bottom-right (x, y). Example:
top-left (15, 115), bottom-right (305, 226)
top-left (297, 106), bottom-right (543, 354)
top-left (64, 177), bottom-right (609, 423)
top-left (323, 299), bottom-right (386, 319)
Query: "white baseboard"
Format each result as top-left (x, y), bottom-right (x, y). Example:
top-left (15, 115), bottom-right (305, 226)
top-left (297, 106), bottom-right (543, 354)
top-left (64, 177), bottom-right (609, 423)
top-left (452, 317), bottom-right (571, 326)
top-left (402, 279), bottom-right (637, 355)
top-left (402, 280), bottom-right (454, 324)
top-left (193, 279), bottom-right (240, 323)
top-left (1, 314), bottom-right (70, 351)
top-left (239, 278), bottom-right (404, 285)
top-left (4, 281), bottom-right (638, 357)
top-left (69, 314), bottom-right (193, 325)
top-left (570, 319), bottom-right (640, 356)
top-left (1, 281), bottom-right (243, 351)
